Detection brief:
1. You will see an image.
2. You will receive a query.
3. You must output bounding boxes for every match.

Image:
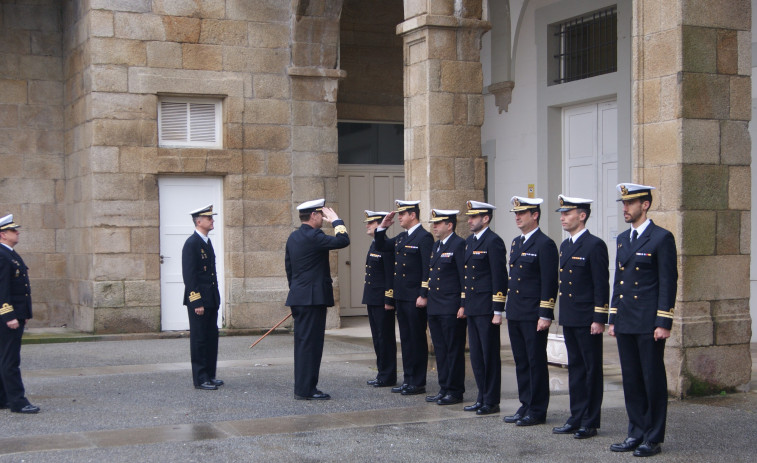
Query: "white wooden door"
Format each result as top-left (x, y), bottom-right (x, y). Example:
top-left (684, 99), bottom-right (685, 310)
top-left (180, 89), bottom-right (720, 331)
top-left (158, 177), bottom-right (224, 330)
top-left (337, 165), bottom-right (405, 316)
top-left (563, 100), bottom-right (618, 270)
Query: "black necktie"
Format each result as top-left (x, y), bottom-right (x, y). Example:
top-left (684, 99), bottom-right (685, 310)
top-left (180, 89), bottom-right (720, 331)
top-left (568, 237), bottom-right (573, 247)
top-left (520, 236), bottom-right (525, 245)
top-left (631, 230), bottom-right (638, 242)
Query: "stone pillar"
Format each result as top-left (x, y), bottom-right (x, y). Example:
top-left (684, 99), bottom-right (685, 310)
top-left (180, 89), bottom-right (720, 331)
top-left (397, 0), bottom-right (490, 214)
top-left (633, 0), bottom-right (752, 396)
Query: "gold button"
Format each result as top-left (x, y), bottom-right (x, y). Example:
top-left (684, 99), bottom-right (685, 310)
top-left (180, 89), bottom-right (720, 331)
top-left (508, 276), bottom-right (511, 280)
top-left (560, 269), bottom-right (563, 273)
top-left (634, 295), bottom-right (638, 300)
top-left (465, 265), bottom-right (467, 268)
top-left (569, 294), bottom-right (572, 297)
top-left (508, 289), bottom-right (511, 292)
top-left (517, 278), bottom-right (521, 281)
top-left (636, 267), bottom-right (639, 271)
top-left (620, 295), bottom-right (624, 299)
top-left (559, 292), bottom-right (562, 296)
top-left (569, 270), bottom-right (573, 273)
top-left (635, 282), bottom-right (638, 285)
top-left (403, 263), bottom-right (406, 266)
top-left (519, 265), bottom-right (523, 268)
top-left (402, 274), bottom-right (406, 277)
top-left (510, 264), bottom-right (514, 268)
top-left (569, 282), bottom-right (572, 285)
top-left (620, 281), bottom-right (624, 285)
top-left (516, 290), bottom-right (519, 294)
top-left (620, 266), bottom-right (624, 271)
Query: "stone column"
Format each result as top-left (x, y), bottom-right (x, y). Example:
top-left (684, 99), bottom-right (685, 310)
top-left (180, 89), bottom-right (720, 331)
top-left (633, 0), bottom-right (752, 396)
top-left (397, 0), bottom-right (490, 214)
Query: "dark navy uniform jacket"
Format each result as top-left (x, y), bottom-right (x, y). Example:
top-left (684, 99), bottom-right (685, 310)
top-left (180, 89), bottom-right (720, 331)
top-left (505, 228), bottom-right (559, 321)
top-left (558, 231), bottom-right (610, 327)
top-left (182, 232), bottom-right (221, 310)
top-left (609, 221), bottom-right (677, 333)
top-left (374, 225), bottom-right (433, 304)
top-left (461, 228), bottom-right (508, 316)
top-left (0, 245), bottom-right (32, 322)
top-left (422, 233), bottom-right (465, 316)
top-left (361, 240), bottom-right (394, 307)
top-left (285, 220), bottom-right (350, 307)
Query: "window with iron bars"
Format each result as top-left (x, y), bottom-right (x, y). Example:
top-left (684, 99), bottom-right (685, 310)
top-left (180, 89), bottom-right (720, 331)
top-left (550, 6), bottom-right (617, 85)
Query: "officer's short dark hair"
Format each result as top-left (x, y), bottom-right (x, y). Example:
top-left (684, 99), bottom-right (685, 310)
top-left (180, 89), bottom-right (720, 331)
top-left (299, 211), bottom-right (312, 222)
top-left (579, 208), bottom-right (591, 224)
top-left (532, 207), bottom-right (541, 224)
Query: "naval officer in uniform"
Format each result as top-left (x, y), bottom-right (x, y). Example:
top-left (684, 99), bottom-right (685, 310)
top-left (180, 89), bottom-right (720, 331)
top-left (182, 205), bottom-right (222, 391)
top-left (285, 199), bottom-right (350, 400)
top-left (423, 209), bottom-right (466, 405)
top-left (552, 195), bottom-right (609, 439)
top-left (504, 196), bottom-right (559, 426)
top-left (375, 200), bottom-right (433, 396)
top-left (0, 215), bottom-right (40, 414)
top-left (461, 201), bottom-right (507, 416)
top-left (609, 183), bottom-right (677, 457)
top-left (362, 210), bottom-right (397, 388)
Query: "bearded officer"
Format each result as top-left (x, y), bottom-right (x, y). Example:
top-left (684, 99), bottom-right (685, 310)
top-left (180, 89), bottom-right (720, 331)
top-left (0, 215), bottom-right (40, 414)
top-left (285, 199), bottom-right (350, 400)
top-left (609, 184), bottom-right (677, 457)
top-left (503, 196), bottom-right (559, 426)
top-left (362, 210), bottom-right (397, 388)
top-left (552, 195), bottom-right (609, 439)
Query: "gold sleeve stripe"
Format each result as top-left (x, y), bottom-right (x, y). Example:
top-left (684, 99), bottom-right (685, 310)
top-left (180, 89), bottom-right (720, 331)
top-left (334, 225), bottom-right (347, 235)
top-left (385, 289), bottom-right (394, 297)
top-left (609, 307), bottom-right (617, 314)
top-left (188, 291), bottom-right (201, 302)
top-left (492, 292), bottom-right (506, 303)
top-left (539, 298), bottom-right (556, 309)
top-left (657, 310), bottom-right (674, 319)
top-left (0, 303), bottom-right (14, 315)
top-left (461, 292), bottom-right (466, 299)
top-left (421, 280), bottom-right (429, 288)
top-left (594, 307), bottom-right (609, 314)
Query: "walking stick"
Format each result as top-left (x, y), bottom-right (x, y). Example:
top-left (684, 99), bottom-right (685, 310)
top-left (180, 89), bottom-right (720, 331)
top-left (248, 313), bottom-right (292, 349)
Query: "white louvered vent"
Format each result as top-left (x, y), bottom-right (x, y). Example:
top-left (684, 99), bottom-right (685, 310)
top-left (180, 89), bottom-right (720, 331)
top-left (158, 98), bottom-right (222, 148)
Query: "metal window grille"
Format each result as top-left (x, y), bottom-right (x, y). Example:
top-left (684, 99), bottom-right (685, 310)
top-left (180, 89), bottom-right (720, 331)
top-left (554, 6), bottom-right (617, 84)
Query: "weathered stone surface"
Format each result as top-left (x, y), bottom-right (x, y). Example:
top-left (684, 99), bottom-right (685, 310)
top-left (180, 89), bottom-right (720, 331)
top-left (244, 125), bottom-right (291, 150)
top-left (242, 176), bottom-right (291, 201)
top-left (679, 344), bottom-right (752, 393)
top-left (248, 22), bottom-right (289, 48)
top-left (681, 72), bottom-right (730, 119)
top-left (162, 16), bottom-right (201, 43)
top-left (729, 76), bottom-right (751, 121)
top-left (182, 44), bottom-right (223, 71)
top-left (114, 12), bottom-right (165, 41)
top-left (146, 41), bottom-right (182, 68)
top-left (681, 210), bottom-right (715, 255)
top-left (90, 37), bottom-right (146, 66)
top-left (124, 280), bottom-right (160, 306)
top-left (244, 99), bottom-right (290, 125)
top-left (681, 254), bottom-right (749, 301)
top-left (643, 120), bottom-right (680, 166)
top-left (93, 281), bottom-right (124, 308)
top-left (200, 19), bottom-right (248, 46)
top-left (93, 306), bottom-right (160, 333)
top-left (226, 0), bottom-right (290, 22)
top-left (92, 227), bottom-right (131, 253)
top-left (681, 164), bottom-right (729, 210)
top-left (716, 210), bottom-right (741, 254)
top-left (28, 80), bottom-right (63, 105)
top-left (728, 166), bottom-right (750, 210)
top-left (716, 29), bottom-right (738, 74)
top-left (682, 0), bottom-right (751, 30)
top-left (223, 47), bottom-right (289, 73)
top-left (253, 74), bottom-right (290, 99)
top-left (682, 26), bottom-right (716, 73)
top-left (90, 0), bottom-right (152, 13)
top-left (0, 80), bottom-right (27, 104)
top-left (90, 10), bottom-right (115, 37)
top-left (681, 119), bottom-right (719, 164)
top-left (740, 211), bottom-right (750, 254)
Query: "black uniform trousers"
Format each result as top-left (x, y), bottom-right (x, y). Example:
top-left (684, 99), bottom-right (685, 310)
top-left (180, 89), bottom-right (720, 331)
top-left (291, 305), bottom-right (327, 397)
top-left (616, 332), bottom-right (667, 443)
top-left (395, 299), bottom-right (427, 387)
top-left (508, 320), bottom-right (549, 419)
top-left (0, 319), bottom-right (30, 410)
top-left (467, 315), bottom-right (501, 405)
top-left (367, 304), bottom-right (397, 384)
top-left (187, 305), bottom-right (219, 387)
top-left (563, 326), bottom-right (603, 428)
top-left (428, 314), bottom-right (466, 398)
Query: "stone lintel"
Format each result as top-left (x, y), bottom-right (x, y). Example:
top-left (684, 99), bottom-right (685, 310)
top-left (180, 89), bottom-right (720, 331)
top-left (396, 14), bottom-right (491, 36)
top-left (287, 66), bottom-right (347, 79)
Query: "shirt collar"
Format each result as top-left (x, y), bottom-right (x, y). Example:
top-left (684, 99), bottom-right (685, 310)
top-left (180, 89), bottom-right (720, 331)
top-left (1, 243), bottom-right (13, 251)
top-left (632, 219), bottom-right (651, 238)
top-left (407, 222), bottom-right (422, 236)
top-left (474, 227), bottom-right (489, 240)
top-left (570, 228), bottom-right (588, 242)
top-left (521, 227), bottom-right (539, 243)
top-left (195, 229), bottom-right (209, 243)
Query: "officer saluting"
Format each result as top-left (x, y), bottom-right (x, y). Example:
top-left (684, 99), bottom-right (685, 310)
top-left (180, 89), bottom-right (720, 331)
top-left (0, 215), bottom-right (40, 414)
top-left (182, 205), bottom-right (222, 391)
top-left (552, 195), bottom-right (609, 439)
top-left (503, 196), bottom-right (558, 426)
top-left (285, 199), bottom-right (350, 400)
top-left (609, 184), bottom-right (677, 457)
top-left (461, 201), bottom-right (507, 416)
top-left (423, 209), bottom-right (466, 406)
top-left (362, 210), bottom-right (397, 388)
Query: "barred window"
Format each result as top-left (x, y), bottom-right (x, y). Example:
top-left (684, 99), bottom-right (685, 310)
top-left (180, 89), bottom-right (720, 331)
top-left (551, 6), bottom-right (617, 85)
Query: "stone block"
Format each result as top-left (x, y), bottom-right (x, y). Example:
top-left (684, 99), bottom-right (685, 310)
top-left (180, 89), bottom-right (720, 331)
top-left (740, 211), bottom-right (750, 254)
top-left (681, 210), bottom-right (715, 255)
top-left (200, 19), bottom-right (248, 46)
top-left (713, 314), bottom-right (752, 345)
top-left (715, 210), bottom-right (740, 254)
top-left (682, 0), bottom-right (750, 30)
top-left (130, 227), bottom-right (159, 253)
top-left (90, 92), bottom-right (156, 121)
top-left (207, 149), bottom-right (243, 173)
top-left (681, 254), bottom-right (749, 301)
top-left (226, 300), bottom-right (290, 330)
top-left (242, 150), bottom-right (266, 175)
top-left (716, 29), bottom-right (738, 74)
top-left (91, 173), bottom-right (142, 200)
top-left (253, 74), bottom-right (290, 99)
top-left (243, 226), bottom-right (292, 252)
top-left (736, 30), bottom-right (751, 75)
top-left (682, 119), bottom-right (718, 164)
top-left (292, 126), bottom-right (337, 152)
top-left (90, 146), bottom-right (120, 173)
top-left (682, 26), bottom-right (716, 73)
top-left (291, 152), bottom-right (338, 177)
top-left (427, 156), bottom-right (455, 190)
top-left (0, 80), bottom-right (27, 104)
top-left (92, 119), bottom-right (148, 146)
top-left (406, 62), bottom-right (429, 97)
top-left (225, 123), bottom-right (244, 150)
top-left (729, 76), bottom-right (751, 121)
top-left (223, 47), bottom-right (289, 74)
top-left (93, 281), bottom-right (124, 308)
top-left (90, 0), bottom-right (152, 13)
top-left (248, 22), bottom-right (290, 48)
top-left (93, 306), bottom-right (160, 334)
top-left (681, 164), bottom-right (728, 210)
top-left (226, 0), bottom-right (290, 22)
top-left (0, 105), bottom-right (19, 128)
top-left (644, 120), bottom-right (681, 166)
top-left (292, 178), bottom-right (325, 206)
top-left (643, 29), bottom-right (680, 78)
top-left (311, 102), bottom-right (337, 127)
top-left (90, 10), bottom-right (114, 37)
top-left (244, 125), bottom-right (291, 150)
top-left (92, 227), bottom-right (131, 253)
top-left (669, 315), bottom-right (713, 348)
top-left (146, 42), bottom-right (182, 68)
top-left (245, 251), bottom-right (285, 278)
top-left (17, 55), bottom-right (62, 81)
top-left (720, 120), bottom-right (750, 165)
top-left (267, 151), bottom-right (292, 175)
top-left (681, 72), bottom-right (731, 119)
top-left (681, 344), bottom-right (752, 394)
top-left (124, 280), bottom-right (160, 306)
top-left (244, 99), bottom-right (290, 125)
top-left (182, 44), bottom-right (223, 71)
top-left (428, 125), bottom-right (481, 158)
top-left (426, 28), bottom-right (456, 61)
top-left (93, 254), bottom-right (146, 280)
top-left (152, 0), bottom-right (201, 16)
top-left (2, 3), bottom-right (60, 32)
top-left (31, 31), bottom-right (62, 56)
top-left (404, 0), bottom-right (430, 19)
top-left (162, 16), bottom-right (201, 43)
top-left (28, 80), bottom-right (63, 105)
top-left (90, 37), bottom-right (146, 66)
top-left (659, 74), bottom-right (681, 120)
top-left (728, 166), bottom-right (750, 210)
top-left (243, 200), bottom-right (292, 227)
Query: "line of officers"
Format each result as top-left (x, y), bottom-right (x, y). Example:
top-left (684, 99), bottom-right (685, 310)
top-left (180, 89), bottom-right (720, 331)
top-left (362, 183), bottom-right (677, 458)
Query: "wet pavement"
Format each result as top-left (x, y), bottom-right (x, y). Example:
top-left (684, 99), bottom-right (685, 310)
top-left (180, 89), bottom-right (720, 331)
top-left (1, 317), bottom-right (755, 462)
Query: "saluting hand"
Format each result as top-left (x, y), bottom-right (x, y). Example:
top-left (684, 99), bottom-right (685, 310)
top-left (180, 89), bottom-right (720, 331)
top-left (321, 207), bottom-right (340, 223)
top-left (379, 211), bottom-right (396, 228)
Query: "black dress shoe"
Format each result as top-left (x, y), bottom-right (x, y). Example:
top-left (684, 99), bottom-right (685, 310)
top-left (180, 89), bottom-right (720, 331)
top-left (516, 415), bottom-right (546, 426)
top-left (367, 379), bottom-right (378, 386)
top-left (437, 394), bottom-right (462, 405)
top-left (633, 442), bottom-right (661, 457)
top-left (210, 379), bottom-right (224, 386)
top-left (294, 391), bottom-right (331, 400)
top-left (574, 427), bottom-right (597, 439)
top-left (12, 404), bottom-right (40, 414)
top-left (373, 380), bottom-right (396, 388)
top-left (464, 402), bottom-right (483, 412)
top-left (476, 404), bottom-right (500, 415)
top-left (401, 385), bottom-right (426, 396)
top-left (195, 381), bottom-right (218, 390)
top-left (503, 413), bottom-right (522, 423)
top-left (552, 423), bottom-right (579, 434)
top-left (425, 392), bottom-right (444, 403)
top-left (610, 437), bottom-right (642, 452)
top-left (391, 384), bottom-right (408, 393)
